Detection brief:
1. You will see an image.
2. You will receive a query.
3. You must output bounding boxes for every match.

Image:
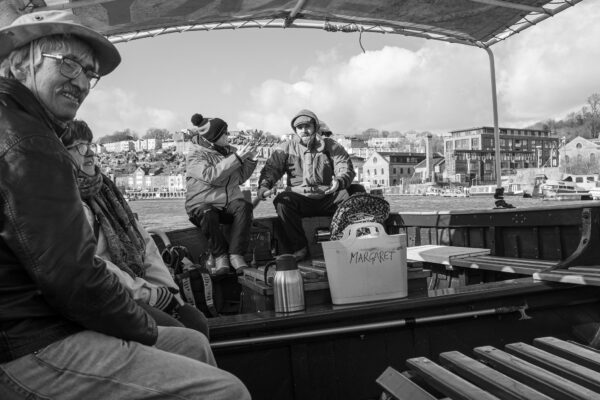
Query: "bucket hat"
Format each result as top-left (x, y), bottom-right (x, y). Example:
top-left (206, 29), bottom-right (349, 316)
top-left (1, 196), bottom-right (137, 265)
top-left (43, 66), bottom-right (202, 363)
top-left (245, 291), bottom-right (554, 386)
top-left (0, 10), bottom-right (120, 76)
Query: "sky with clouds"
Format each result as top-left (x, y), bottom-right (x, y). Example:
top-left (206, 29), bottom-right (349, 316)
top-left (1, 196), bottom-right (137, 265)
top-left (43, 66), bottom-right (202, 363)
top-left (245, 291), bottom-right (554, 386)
top-left (77, 1), bottom-right (600, 139)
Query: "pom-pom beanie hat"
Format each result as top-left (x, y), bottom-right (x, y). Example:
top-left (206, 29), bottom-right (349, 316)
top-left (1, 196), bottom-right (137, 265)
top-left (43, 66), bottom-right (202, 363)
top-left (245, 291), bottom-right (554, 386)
top-left (191, 113), bottom-right (228, 143)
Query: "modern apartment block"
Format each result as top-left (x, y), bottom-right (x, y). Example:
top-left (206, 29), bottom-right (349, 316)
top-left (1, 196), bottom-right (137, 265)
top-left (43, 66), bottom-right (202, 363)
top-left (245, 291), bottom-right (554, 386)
top-left (444, 127), bottom-right (559, 183)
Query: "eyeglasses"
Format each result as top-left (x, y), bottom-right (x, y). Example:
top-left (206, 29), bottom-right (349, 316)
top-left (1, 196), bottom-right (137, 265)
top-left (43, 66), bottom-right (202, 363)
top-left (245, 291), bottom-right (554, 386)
top-left (66, 142), bottom-right (98, 155)
top-left (42, 53), bottom-right (100, 89)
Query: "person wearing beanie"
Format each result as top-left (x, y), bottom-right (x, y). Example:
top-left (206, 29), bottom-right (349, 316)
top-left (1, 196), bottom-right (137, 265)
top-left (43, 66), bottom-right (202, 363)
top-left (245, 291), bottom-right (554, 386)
top-left (0, 11), bottom-right (249, 400)
top-left (186, 113), bottom-right (258, 275)
top-left (257, 109), bottom-right (356, 261)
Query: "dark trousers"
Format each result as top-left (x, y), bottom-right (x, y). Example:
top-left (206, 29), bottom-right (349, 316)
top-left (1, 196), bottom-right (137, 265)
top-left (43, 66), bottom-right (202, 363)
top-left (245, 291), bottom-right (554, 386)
top-left (273, 190), bottom-right (349, 253)
top-left (189, 199), bottom-right (253, 257)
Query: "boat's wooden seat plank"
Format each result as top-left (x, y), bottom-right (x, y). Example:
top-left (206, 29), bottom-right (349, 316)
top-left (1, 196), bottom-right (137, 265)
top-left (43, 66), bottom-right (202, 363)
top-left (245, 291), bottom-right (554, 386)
top-left (533, 337), bottom-right (600, 373)
top-left (505, 342), bottom-right (600, 392)
top-left (406, 356), bottom-right (501, 400)
top-left (376, 367), bottom-right (438, 400)
top-left (406, 245), bottom-right (490, 266)
top-left (474, 345), bottom-right (599, 400)
top-left (533, 269), bottom-right (600, 287)
top-left (451, 255), bottom-right (556, 275)
top-left (439, 351), bottom-right (552, 400)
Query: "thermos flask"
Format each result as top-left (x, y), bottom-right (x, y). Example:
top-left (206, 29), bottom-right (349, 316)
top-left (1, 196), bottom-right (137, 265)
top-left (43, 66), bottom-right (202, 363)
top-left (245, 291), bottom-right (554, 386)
top-left (273, 254), bottom-right (305, 313)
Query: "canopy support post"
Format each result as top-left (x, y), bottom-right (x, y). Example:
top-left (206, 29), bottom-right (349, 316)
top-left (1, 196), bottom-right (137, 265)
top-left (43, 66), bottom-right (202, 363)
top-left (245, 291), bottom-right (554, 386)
top-left (485, 47), bottom-right (502, 189)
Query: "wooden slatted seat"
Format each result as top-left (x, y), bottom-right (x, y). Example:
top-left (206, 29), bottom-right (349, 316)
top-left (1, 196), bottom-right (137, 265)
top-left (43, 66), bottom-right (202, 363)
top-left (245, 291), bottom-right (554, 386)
top-left (377, 337), bottom-right (600, 400)
top-left (405, 356), bottom-right (501, 400)
top-left (533, 268), bottom-right (600, 287)
top-left (376, 367), bottom-right (437, 400)
top-left (533, 337), bottom-right (600, 373)
top-left (439, 351), bottom-right (552, 400)
top-left (451, 255), bottom-right (557, 275)
top-left (505, 342), bottom-right (600, 392)
top-left (474, 345), bottom-right (599, 399)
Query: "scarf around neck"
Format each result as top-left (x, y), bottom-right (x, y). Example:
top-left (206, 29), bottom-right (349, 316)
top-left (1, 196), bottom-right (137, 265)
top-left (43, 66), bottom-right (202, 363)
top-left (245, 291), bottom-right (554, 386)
top-left (78, 168), bottom-right (147, 279)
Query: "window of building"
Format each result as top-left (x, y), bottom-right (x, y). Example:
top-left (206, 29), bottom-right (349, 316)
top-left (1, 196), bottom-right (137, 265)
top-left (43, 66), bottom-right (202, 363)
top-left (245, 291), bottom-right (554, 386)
top-left (565, 155), bottom-right (569, 163)
top-left (576, 143), bottom-right (583, 149)
top-left (400, 167), bottom-right (404, 174)
top-left (381, 168), bottom-right (384, 175)
top-left (591, 153), bottom-right (596, 163)
top-left (373, 157), bottom-right (378, 163)
top-left (393, 168), bottom-right (396, 174)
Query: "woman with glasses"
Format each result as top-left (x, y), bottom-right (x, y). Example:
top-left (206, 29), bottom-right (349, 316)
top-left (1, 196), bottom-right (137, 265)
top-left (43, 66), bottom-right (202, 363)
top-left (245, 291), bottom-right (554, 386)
top-left (62, 119), bottom-right (210, 338)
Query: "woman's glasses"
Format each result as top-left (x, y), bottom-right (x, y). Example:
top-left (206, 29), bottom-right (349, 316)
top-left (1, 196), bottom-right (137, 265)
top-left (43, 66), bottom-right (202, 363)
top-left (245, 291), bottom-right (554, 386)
top-left (42, 53), bottom-right (100, 89)
top-left (67, 142), bottom-right (98, 156)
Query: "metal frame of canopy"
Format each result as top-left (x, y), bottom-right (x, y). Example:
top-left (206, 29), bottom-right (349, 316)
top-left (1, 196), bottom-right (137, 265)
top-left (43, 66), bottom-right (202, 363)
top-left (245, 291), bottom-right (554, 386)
top-left (20, 0), bottom-right (585, 187)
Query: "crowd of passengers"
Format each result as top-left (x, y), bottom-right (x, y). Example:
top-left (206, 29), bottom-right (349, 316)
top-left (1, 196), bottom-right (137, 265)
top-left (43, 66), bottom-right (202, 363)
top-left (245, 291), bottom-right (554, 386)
top-left (0, 10), bottom-right (358, 399)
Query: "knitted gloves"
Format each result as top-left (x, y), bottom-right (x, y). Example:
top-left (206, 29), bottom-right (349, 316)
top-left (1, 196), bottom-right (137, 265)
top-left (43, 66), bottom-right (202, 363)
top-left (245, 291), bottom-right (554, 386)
top-left (152, 286), bottom-right (180, 314)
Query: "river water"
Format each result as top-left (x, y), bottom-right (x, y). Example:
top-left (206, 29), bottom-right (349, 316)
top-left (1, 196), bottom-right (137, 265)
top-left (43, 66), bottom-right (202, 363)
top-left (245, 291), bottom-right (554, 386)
top-left (129, 195), bottom-right (595, 231)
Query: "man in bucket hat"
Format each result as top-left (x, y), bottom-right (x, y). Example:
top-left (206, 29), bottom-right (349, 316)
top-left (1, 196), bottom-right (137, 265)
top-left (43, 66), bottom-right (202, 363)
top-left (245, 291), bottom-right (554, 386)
top-left (0, 11), bottom-right (249, 400)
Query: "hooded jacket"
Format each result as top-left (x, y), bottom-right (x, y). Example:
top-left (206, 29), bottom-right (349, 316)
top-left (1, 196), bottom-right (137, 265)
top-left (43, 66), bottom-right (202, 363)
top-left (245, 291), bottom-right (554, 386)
top-left (0, 78), bottom-right (157, 362)
top-left (259, 110), bottom-right (355, 198)
top-left (185, 135), bottom-right (257, 215)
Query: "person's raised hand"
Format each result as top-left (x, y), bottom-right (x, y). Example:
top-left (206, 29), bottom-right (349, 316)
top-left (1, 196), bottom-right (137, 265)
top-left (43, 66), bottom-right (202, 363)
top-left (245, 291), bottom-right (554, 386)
top-left (323, 179), bottom-right (340, 195)
top-left (236, 143), bottom-right (255, 160)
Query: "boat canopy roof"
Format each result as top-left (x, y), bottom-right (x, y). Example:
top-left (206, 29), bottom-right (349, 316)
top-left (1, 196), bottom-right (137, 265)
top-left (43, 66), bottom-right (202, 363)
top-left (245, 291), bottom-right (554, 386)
top-left (0, 0), bottom-right (583, 47)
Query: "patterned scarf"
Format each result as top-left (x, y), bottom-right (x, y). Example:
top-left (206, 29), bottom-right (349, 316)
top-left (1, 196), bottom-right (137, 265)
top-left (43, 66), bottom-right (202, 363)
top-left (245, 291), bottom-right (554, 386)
top-left (78, 168), bottom-right (147, 278)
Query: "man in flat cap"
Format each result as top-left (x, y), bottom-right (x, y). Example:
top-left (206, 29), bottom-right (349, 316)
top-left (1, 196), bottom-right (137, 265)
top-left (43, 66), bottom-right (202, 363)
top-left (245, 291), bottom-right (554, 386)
top-left (0, 11), bottom-right (249, 400)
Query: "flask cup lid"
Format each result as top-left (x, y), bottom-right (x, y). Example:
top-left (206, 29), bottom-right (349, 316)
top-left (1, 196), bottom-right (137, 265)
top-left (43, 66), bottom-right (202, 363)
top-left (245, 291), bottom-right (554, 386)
top-left (275, 254), bottom-right (298, 271)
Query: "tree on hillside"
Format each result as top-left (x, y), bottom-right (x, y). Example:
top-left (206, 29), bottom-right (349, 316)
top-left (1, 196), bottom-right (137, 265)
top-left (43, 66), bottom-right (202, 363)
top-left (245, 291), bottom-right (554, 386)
top-left (586, 93), bottom-right (600, 138)
top-left (143, 128), bottom-right (172, 140)
top-left (98, 129), bottom-right (138, 144)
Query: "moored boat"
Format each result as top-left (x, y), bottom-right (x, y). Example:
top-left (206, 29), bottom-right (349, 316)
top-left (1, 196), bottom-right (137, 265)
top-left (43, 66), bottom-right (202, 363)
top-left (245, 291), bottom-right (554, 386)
top-left (540, 180), bottom-right (593, 201)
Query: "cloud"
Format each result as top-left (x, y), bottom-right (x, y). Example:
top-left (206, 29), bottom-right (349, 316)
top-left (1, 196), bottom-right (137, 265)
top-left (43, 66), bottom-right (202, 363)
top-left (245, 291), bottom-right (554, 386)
top-left (238, 44), bottom-right (490, 135)
top-left (238, 2), bottom-right (600, 136)
top-left (496, 2), bottom-right (600, 124)
top-left (77, 87), bottom-right (182, 137)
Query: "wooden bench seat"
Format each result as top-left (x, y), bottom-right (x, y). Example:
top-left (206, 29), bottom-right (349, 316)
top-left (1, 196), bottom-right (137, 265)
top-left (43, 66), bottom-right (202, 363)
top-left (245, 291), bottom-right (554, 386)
top-left (533, 337), bottom-right (600, 373)
top-left (378, 336), bottom-right (600, 400)
top-left (451, 255), bottom-right (557, 275)
top-left (474, 345), bottom-right (600, 399)
top-left (405, 356), bottom-right (501, 400)
top-left (439, 351), bottom-right (552, 400)
top-left (505, 342), bottom-right (600, 392)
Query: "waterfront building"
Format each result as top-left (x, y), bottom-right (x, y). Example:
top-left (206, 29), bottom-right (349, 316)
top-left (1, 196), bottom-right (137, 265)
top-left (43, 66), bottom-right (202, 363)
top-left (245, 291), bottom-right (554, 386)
top-left (444, 127), bottom-right (559, 184)
top-left (412, 157), bottom-right (445, 183)
top-left (366, 137), bottom-right (402, 148)
top-left (362, 151), bottom-right (425, 187)
top-left (561, 136), bottom-right (600, 172)
top-left (350, 155), bottom-right (365, 182)
top-left (103, 140), bottom-right (134, 153)
top-left (133, 138), bottom-right (162, 152)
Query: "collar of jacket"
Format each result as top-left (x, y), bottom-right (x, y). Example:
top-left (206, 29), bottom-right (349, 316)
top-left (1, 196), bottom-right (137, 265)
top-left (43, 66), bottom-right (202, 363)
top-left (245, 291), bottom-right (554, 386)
top-left (0, 77), bottom-right (67, 137)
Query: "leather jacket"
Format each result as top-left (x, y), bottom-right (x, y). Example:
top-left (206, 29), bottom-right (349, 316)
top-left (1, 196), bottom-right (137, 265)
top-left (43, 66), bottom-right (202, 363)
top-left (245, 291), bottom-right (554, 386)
top-left (0, 78), bottom-right (157, 363)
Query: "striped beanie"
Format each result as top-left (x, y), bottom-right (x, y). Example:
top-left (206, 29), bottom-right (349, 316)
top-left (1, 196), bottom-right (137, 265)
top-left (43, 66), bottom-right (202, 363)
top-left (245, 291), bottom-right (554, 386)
top-left (191, 113), bottom-right (228, 143)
